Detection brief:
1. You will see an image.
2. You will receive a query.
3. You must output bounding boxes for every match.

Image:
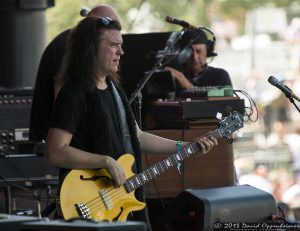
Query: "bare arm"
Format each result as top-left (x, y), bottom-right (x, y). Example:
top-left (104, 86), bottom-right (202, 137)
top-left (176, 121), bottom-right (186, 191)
top-left (164, 66), bottom-right (194, 89)
top-left (136, 123), bottom-right (217, 155)
top-left (45, 128), bottom-right (126, 186)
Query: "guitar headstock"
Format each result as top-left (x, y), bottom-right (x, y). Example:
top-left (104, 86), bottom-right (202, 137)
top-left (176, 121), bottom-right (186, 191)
top-left (218, 111), bottom-right (244, 138)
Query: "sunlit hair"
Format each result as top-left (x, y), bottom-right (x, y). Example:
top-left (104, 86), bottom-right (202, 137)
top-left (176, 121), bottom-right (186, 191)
top-left (56, 16), bottom-right (122, 91)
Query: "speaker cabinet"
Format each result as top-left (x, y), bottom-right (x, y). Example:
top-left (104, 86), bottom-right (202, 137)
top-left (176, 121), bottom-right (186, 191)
top-left (153, 185), bottom-right (278, 231)
top-left (20, 220), bottom-right (146, 231)
top-left (0, 214), bottom-right (40, 231)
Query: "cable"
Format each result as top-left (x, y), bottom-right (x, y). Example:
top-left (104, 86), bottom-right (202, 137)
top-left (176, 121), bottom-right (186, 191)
top-left (233, 89), bottom-right (259, 122)
top-left (143, 152), bottom-right (167, 211)
top-left (277, 205), bottom-right (287, 221)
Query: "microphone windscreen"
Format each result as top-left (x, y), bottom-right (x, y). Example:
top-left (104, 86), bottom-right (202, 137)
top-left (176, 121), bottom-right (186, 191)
top-left (178, 46), bottom-right (193, 64)
top-left (80, 7), bottom-right (90, 17)
top-left (165, 16), bottom-right (174, 23)
top-left (268, 76), bottom-right (278, 86)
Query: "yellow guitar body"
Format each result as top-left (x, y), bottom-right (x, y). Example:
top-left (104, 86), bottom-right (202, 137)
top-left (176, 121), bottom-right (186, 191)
top-left (59, 154), bottom-right (146, 221)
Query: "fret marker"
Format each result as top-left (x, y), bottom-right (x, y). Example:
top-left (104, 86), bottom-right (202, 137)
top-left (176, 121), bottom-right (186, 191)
top-left (176, 154), bottom-right (181, 161)
top-left (152, 167), bottom-right (158, 175)
top-left (166, 159), bottom-right (171, 167)
top-left (187, 147), bottom-right (192, 154)
top-left (141, 174), bottom-right (147, 181)
top-left (135, 177), bottom-right (141, 185)
top-left (130, 181), bottom-right (134, 188)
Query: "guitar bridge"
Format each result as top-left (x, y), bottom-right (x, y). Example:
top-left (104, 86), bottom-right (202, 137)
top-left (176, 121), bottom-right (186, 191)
top-left (75, 203), bottom-right (91, 219)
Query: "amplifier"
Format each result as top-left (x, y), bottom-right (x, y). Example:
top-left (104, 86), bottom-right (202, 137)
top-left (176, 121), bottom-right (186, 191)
top-left (0, 88), bottom-right (33, 129)
top-left (0, 155), bottom-right (59, 187)
top-left (0, 88), bottom-right (33, 155)
top-left (153, 185), bottom-right (278, 231)
top-left (0, 128), bottom-right (33, 155)
top-left (0, 155), bottom-right (59, 214)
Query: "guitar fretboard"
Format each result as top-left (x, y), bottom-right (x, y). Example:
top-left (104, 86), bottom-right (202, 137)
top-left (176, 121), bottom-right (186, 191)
top-left (124, 129), bottom-right (222, 193)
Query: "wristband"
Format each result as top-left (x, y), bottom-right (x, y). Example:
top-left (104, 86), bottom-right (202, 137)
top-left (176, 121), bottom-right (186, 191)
top-left (176, 141), bottom-right (184, 152)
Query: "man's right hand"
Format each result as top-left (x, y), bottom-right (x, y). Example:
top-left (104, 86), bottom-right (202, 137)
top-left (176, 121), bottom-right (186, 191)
top-left (104, 156), bottom-right (127, 187)
top-left (164, 66), bottom-right (194, 89)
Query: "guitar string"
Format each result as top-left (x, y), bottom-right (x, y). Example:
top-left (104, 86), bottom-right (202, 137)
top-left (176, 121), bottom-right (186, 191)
top-left (82, 186), bottom-right (128, 216)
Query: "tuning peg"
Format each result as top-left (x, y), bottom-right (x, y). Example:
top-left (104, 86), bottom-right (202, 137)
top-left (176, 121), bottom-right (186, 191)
top-left (226, 137), bottom-right (234, 144)
top-left (216, 112), bottom-right (222, 121)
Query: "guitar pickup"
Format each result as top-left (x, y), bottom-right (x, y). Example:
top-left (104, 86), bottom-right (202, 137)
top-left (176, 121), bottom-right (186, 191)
top-left (99, 189), bottom-right (113, 210)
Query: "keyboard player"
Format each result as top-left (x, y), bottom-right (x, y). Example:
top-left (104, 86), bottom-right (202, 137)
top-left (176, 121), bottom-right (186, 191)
top-left (164, 28), bottom-right (232, 96)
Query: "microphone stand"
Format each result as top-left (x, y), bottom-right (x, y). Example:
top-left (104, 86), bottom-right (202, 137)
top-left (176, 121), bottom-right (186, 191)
top-left (128, 65), bottom-right (162, 128)
top-left (287, 95), bottom-right (300, 113)
top-left (282, 83), bottom-right (300, 113)
top-left (128, 32), bottom-right (184, 128)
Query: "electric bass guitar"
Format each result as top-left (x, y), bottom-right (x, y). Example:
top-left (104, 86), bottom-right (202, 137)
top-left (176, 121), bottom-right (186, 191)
top-left (58, 111), bottom-right (244, 221)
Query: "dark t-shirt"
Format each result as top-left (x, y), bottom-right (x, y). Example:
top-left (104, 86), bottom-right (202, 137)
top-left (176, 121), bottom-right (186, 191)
top-left (29, 29), bottom-right (70, 142)
top-left (176, 65), bottom-right (232, 93)
top-left (51, 84), bottom-right (124, 177)
top-left (187, 66), bottom-right (232, 87)
top-left (173, 65), bottom-right (232, 95)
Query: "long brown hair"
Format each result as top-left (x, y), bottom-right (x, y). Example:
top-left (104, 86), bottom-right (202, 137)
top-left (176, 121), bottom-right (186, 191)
top-left (56, 17), bottom-right (122, 91)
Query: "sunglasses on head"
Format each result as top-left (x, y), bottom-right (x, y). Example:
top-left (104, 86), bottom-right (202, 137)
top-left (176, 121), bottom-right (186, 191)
top-left (99, 17), bottom-right (113, 26)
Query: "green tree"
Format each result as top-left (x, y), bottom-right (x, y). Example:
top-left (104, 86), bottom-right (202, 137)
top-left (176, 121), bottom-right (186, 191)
top-left (46, 0), bottom-right (300, 43)
top-left (46, 0), bottom-right (211, 42)
top-left (46, 0), bottom-right (84, 42)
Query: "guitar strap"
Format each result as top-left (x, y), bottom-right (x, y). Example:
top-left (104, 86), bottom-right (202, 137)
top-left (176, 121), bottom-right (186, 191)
top-left (111, 82), bottom-right (134, 155)
top-left (111, 82), bottom-right (151, 230)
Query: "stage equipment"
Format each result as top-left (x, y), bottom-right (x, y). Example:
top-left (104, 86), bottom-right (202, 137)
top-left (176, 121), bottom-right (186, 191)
top-left (153, 185), bottom-right (278, 231)
top-left (149, 96), bottom-right (245, 122)
top-left (0, 88), bottom-right (34, 155)
top-left (0, 155), bottom-right (59, 187)
top-left (0, 214), bottom-right (40, 231)
top-left (0, 154), bottom-right (59, 215)
top-left (20, 220), bottom-right (146, 231)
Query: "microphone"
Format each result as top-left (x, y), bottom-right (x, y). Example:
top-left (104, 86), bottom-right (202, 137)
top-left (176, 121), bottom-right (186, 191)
top-left (155, 31), bottom-right (183, 60)
top-left (80, 7), bottom-right (90, 17)
top-left (165, 16), bottom-right (198, 30)
top-left (268, 76), bottom-right (300, 101)
top-left (166, 31), bottom-right (182, 47)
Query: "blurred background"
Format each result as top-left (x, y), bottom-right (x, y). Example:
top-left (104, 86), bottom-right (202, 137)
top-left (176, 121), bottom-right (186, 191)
top-left (1, 0), bottom-right (300, 222)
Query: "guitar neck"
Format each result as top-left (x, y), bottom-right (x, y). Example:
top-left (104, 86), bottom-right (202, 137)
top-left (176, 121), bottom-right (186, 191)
top-left (124, 129), bottom-right (222, 193)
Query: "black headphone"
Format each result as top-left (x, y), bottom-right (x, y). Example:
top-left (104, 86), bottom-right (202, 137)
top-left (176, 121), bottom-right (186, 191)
top-left (201, 27), bottom-right (217, 57)
top-left (180, 27), bottom-right (217, 58)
